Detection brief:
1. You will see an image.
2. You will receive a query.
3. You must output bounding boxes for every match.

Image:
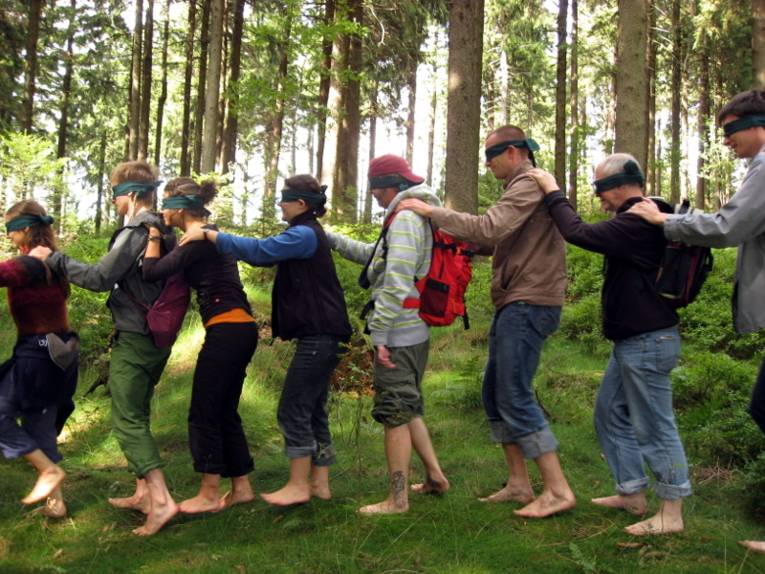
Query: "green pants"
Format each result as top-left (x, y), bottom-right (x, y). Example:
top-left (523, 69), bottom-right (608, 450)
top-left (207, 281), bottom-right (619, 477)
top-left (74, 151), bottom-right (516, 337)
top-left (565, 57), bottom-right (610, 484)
top-left (109, 331), bottom-right (171, 477)
top-left (372, 340), bottom-right (430, 427)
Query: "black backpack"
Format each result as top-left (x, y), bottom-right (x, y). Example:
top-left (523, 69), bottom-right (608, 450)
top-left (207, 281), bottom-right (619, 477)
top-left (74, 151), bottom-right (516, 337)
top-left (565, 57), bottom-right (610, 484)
top-left (650, 197), bottom-right (714, 309)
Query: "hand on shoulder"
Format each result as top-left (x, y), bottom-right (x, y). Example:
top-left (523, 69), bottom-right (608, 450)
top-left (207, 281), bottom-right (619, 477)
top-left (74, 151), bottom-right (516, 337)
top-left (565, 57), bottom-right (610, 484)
top-left (525, 168), bottom-right (560, 195)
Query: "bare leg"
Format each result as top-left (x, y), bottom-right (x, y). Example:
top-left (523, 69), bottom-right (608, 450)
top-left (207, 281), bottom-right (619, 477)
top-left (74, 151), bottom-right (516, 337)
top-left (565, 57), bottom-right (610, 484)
top-left (39, 485), bottom-right (67, 519)
top-left (310, 465), bottom-right (332, 500)
top-left (740, 541), bottom-right (765, 555)
top-left (592, 492), bottom-right (647, 516)
top-left (178, 473), bottom-right (222, 515)
top-left (109, 478), bottom-right (151, 514)
top-left (480, 443), bottom-right (534, 504)
top-left (261, 457), bottom-right (312, 506)
top-left (514, 451), bottom-right (576, 518)
top-left (408, 417), bottom-right (449, 495)
top-left (624, 499), bottom-right (683, 535)
top-left (359, 424), bottom-right (411, 515)
top-left (219, 474), bottom-right (255, 510)
top-left (22, 449), bottom-right (65, 505)
top-left (132, 468), bottom-right (178, 536)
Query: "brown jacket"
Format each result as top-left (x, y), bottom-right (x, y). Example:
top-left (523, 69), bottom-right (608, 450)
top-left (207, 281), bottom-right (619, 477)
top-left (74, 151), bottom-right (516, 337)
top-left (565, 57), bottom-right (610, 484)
top-left (429, 160), bottom-right (567, 310)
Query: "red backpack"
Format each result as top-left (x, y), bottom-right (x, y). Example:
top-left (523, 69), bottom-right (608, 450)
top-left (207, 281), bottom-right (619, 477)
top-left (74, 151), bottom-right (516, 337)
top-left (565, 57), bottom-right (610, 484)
top-left (360, 212), bottom-right (473, 328)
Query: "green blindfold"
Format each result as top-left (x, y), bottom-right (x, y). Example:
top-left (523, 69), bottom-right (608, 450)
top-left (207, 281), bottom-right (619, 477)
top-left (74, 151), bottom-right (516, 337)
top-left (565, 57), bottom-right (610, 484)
top-left (6, 214), bottom-right (54, 232)
top-left (484, 138), bottom-right (540, 167)
top-left (280, 186), bottom-right (327, 208)
top-left (592, 160), bottom-right (645, 195)
top-left (722, 115), bottom-right (765, 137)
top-left (161, 195), bottom-right (205, 210)
top-left (112, 181), bottom-right (163, 198)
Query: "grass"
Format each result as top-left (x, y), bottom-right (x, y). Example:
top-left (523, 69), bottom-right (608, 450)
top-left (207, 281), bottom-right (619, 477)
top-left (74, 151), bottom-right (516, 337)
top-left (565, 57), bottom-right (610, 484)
top-left (2, 295), bottom-right (765, 573)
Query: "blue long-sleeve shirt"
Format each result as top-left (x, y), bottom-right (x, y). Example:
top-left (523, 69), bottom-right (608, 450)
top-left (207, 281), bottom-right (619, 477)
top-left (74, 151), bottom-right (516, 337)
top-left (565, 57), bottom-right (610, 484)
top-left (215, 225), bottom-right (317, 266)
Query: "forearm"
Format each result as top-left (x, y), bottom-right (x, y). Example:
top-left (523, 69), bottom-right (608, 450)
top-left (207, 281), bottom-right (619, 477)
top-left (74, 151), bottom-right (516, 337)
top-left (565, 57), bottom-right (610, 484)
top-left (325, 231), bottom-right (374, 265)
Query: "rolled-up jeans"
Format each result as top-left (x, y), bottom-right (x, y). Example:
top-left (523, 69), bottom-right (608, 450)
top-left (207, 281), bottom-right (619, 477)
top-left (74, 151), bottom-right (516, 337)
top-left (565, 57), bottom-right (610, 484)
top-left (594, 326), bottom-right (691, 500)
top-left (482, 302), bottom-right (561, 459)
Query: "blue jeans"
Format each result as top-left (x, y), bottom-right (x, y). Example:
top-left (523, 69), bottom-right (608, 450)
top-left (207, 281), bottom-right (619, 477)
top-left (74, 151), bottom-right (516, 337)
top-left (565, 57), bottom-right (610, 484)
top-left (483, 303), bottom-right (561, 459)
top-left (0, 406), bottom-right (60, 462)
top-left (594, 327), bottom-right (691, 500)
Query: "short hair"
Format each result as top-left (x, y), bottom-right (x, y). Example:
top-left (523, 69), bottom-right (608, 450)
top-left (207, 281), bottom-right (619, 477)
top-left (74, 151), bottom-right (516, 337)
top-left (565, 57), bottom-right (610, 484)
top-left (284, 174), bottom-right (327, 217)
top-left (110, 160), bottom-right (159, 207)
top-left (717, 89), bottom-right (765, 124)
top-left (164, 177), bottom-right (217, 218)
top-left (597, 153), bottom-right (642, 179)
top-left (486, 125), bottom-right (529, 157)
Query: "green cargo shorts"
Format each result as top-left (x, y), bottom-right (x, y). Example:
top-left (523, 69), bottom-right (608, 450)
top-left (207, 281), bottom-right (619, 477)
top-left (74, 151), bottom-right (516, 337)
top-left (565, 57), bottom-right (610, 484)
top-left (372, 340), bottom-right (430, 427)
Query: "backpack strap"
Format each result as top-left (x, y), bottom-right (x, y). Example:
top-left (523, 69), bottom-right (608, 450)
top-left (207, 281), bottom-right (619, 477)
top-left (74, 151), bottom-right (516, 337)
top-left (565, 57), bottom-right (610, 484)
top-left (357, 211), bottom-right (398, 289)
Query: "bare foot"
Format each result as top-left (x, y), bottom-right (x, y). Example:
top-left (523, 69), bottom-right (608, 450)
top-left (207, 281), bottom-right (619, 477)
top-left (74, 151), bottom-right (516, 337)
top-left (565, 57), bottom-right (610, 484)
top-left (260, 484), bottom-right (311, 507)
top-left (479, 485), bottom-right (534, 504)
top-left (411, 475), bottom-right (450, 495)
top-left (132, 499), bottom-right (179, 536)
top-left (39, 495), bottom-right (67, 519)
top-left (219, 488), bottom-right (255, 510)
top-left (22, 466), bottom-right (66, 505)
top-left (310, 481), bottom-right (332, 500)
top-left (740, 540), bottom-right (765, 555)
top-left (358, 498), bottom-right (409, 515)
top-left (514, 490), bottom-right (576, 518)
top-left (592, 493), bottom-right (647, 516)
top-left (178, 494), bottom-right (222, 514)
top-left (109, 494), bottom-right (152, 514)
top-left (624, 511), bottom-right (683, 536)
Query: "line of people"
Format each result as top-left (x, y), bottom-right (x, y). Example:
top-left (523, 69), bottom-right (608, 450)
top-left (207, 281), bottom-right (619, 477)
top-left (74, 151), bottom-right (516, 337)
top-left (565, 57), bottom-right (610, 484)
top-left (0, 88), bottom-right (763, 549)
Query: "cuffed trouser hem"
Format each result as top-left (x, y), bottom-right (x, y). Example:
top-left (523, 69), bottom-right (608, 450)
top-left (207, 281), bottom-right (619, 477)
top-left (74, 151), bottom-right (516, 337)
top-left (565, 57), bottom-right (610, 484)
top-left (615, 477), bottom-right (649, 496)
top-left (134, 460), bottom-right (166, 479)
top-left (490, 424), bottom-right (559, 459)
top-left (284, 443), bottom-right (336, 466)
top-left (654, 480), bottom-right (692, 500)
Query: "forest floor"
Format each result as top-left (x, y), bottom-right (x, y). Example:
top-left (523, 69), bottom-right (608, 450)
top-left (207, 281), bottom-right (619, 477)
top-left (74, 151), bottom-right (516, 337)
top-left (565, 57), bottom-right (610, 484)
top-left (1, 295), bottom-right (765, 574)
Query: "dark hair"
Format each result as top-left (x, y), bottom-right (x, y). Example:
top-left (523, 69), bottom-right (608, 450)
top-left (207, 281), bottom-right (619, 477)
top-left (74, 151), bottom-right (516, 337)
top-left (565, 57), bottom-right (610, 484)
top-left (486, 125), bottom-right (530, 157)
top-left (164, 177), bottom-right (217, 217)
top-left (5, 200), bottom-right (57, 251)
top-left (284, 174), bottom-right (327, 217)
top-left (717, 90), bottom-right (765, 124)
top-left (110, 160), bottom-right (160, 207)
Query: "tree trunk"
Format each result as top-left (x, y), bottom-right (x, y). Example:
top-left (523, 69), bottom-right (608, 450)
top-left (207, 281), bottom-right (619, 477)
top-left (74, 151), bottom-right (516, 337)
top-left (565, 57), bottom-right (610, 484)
top-left (54, 0), bottom-right (77, 228)
top-left (194, 0), bottom-right (211, 173)
top-left (22, 0), bottom-right (42, 133)
top-left (138, 0), bottom-right (154, 160)
top-left (614, 0), bottom-right (648, 169)
top-left (646, 0), bottom-right (657, 195)
top-left (405, 65), bottom-right (417, 165)
top-left (754, 0), bottom-right (765, 88)
top-left (95, 131), bottom-right (107, 233)
top-left (180, 0), bottom-right (197, 176)
top-left (697, 30), bottom-right (710, 209)
top-left (216, 0), bottom-right (229, 167)
top-left (444, 0), bottom-right (484, 214)
top-left (568, 0), bottom-right (578, 210)
top-left (363, 83), bottom-right (378, 224)
top-left (315, 0), bottom-right (335, 180)
top-left (201, 0), bottom-right (224, 173)
top-left (220, 0), bottom-right (245, 174)
top-left (669, 0), bottom-right (681, 203)
top-left (154, 1), bottom-right (170, 168)
top-left (554, 0), bottom-right (568, 191)
top-left (427, 62), bottom-right (437, 188)
top-left (129, 0), bottom-right (144, 159)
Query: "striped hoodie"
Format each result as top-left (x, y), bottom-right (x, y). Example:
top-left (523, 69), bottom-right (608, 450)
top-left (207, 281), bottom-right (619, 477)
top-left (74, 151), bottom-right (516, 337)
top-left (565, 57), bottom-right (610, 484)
top-left (327, 184), bottom-right (441, 347)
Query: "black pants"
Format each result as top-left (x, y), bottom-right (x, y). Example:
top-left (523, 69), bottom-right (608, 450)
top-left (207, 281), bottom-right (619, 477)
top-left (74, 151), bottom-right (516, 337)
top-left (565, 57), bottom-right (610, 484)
top-left (750, 354), bottom-right (765, 436)
top-left (277, 336), bottom-right (344, 466)
top-left (188, 322), bottom-right (258, 477)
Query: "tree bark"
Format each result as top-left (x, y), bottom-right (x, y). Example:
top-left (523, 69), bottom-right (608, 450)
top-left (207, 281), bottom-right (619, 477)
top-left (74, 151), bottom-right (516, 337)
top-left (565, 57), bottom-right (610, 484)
top-left (194, 0), bottom-right (211, 173)
top-left (614, 0), bottom-right (648, 169)
top-left (568, 0), bottom-right (578, 210)
top-left (220, 0), bottom-right (245, 174)
top-left (22, 0), bottom-right (42, 133)
top-left (201, 0), bottom-right (223, 173)
top-left (427, 62), bottom-right (437, 188)
top-left (669, 0), bottom-right (681, 203)
top-left (363, 83), bottom-right (378, 224)
top-left (646, 0), bottom-right (657, 195)
top-left (315, 0), bottom-right (335, 180)
top-left (554, 0), bottom-right (568, 191)
top-left (154, 1), bottom-right (170, 168)
top-left (405, 65), bottom-right (417, 165)
top-left (444, 0), bottom-right (484, 214)
top-left (129, 0), bottom-right (144, 159)
top-left (180, 0), bottom-right (197, 176)
top-left (138, 0), bottom-right (154, 160)
top-left (754, 0), bottom-right (765, 88)
top-left (95, 131), bottom-right (107, 233)
top-left (697, 31), bottom-right (710, 209)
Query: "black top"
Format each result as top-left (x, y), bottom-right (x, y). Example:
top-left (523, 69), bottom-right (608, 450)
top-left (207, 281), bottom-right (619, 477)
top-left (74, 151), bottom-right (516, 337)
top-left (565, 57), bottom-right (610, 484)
top-left (272, 211), bottom-right (352, 341)
top-left (543, 192), bottom-right (678, 341)
top-left (143, 224), bottom-right (252, 324)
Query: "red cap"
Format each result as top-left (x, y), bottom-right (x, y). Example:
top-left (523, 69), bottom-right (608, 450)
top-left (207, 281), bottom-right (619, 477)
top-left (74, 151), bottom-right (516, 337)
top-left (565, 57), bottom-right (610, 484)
top-left (368, 154), bottom-right (424, 184)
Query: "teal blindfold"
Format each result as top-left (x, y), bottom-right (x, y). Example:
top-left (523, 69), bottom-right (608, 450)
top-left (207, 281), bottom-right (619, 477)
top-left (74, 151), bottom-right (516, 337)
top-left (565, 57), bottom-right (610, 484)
top-left (722, 115), bottom-right (765, 137)
top-left (484, 139), bottom-right (540, 167)
top-left (112, 181), bottom-right (163, 198)
top-left (280, 186), bottom-right (327, 208)
top-left (592, 160), bottom-right (644, 195)
top-left (6, 214), bottom-right (54, 232)
top-left (161, 195), bottom-right (205, 210)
